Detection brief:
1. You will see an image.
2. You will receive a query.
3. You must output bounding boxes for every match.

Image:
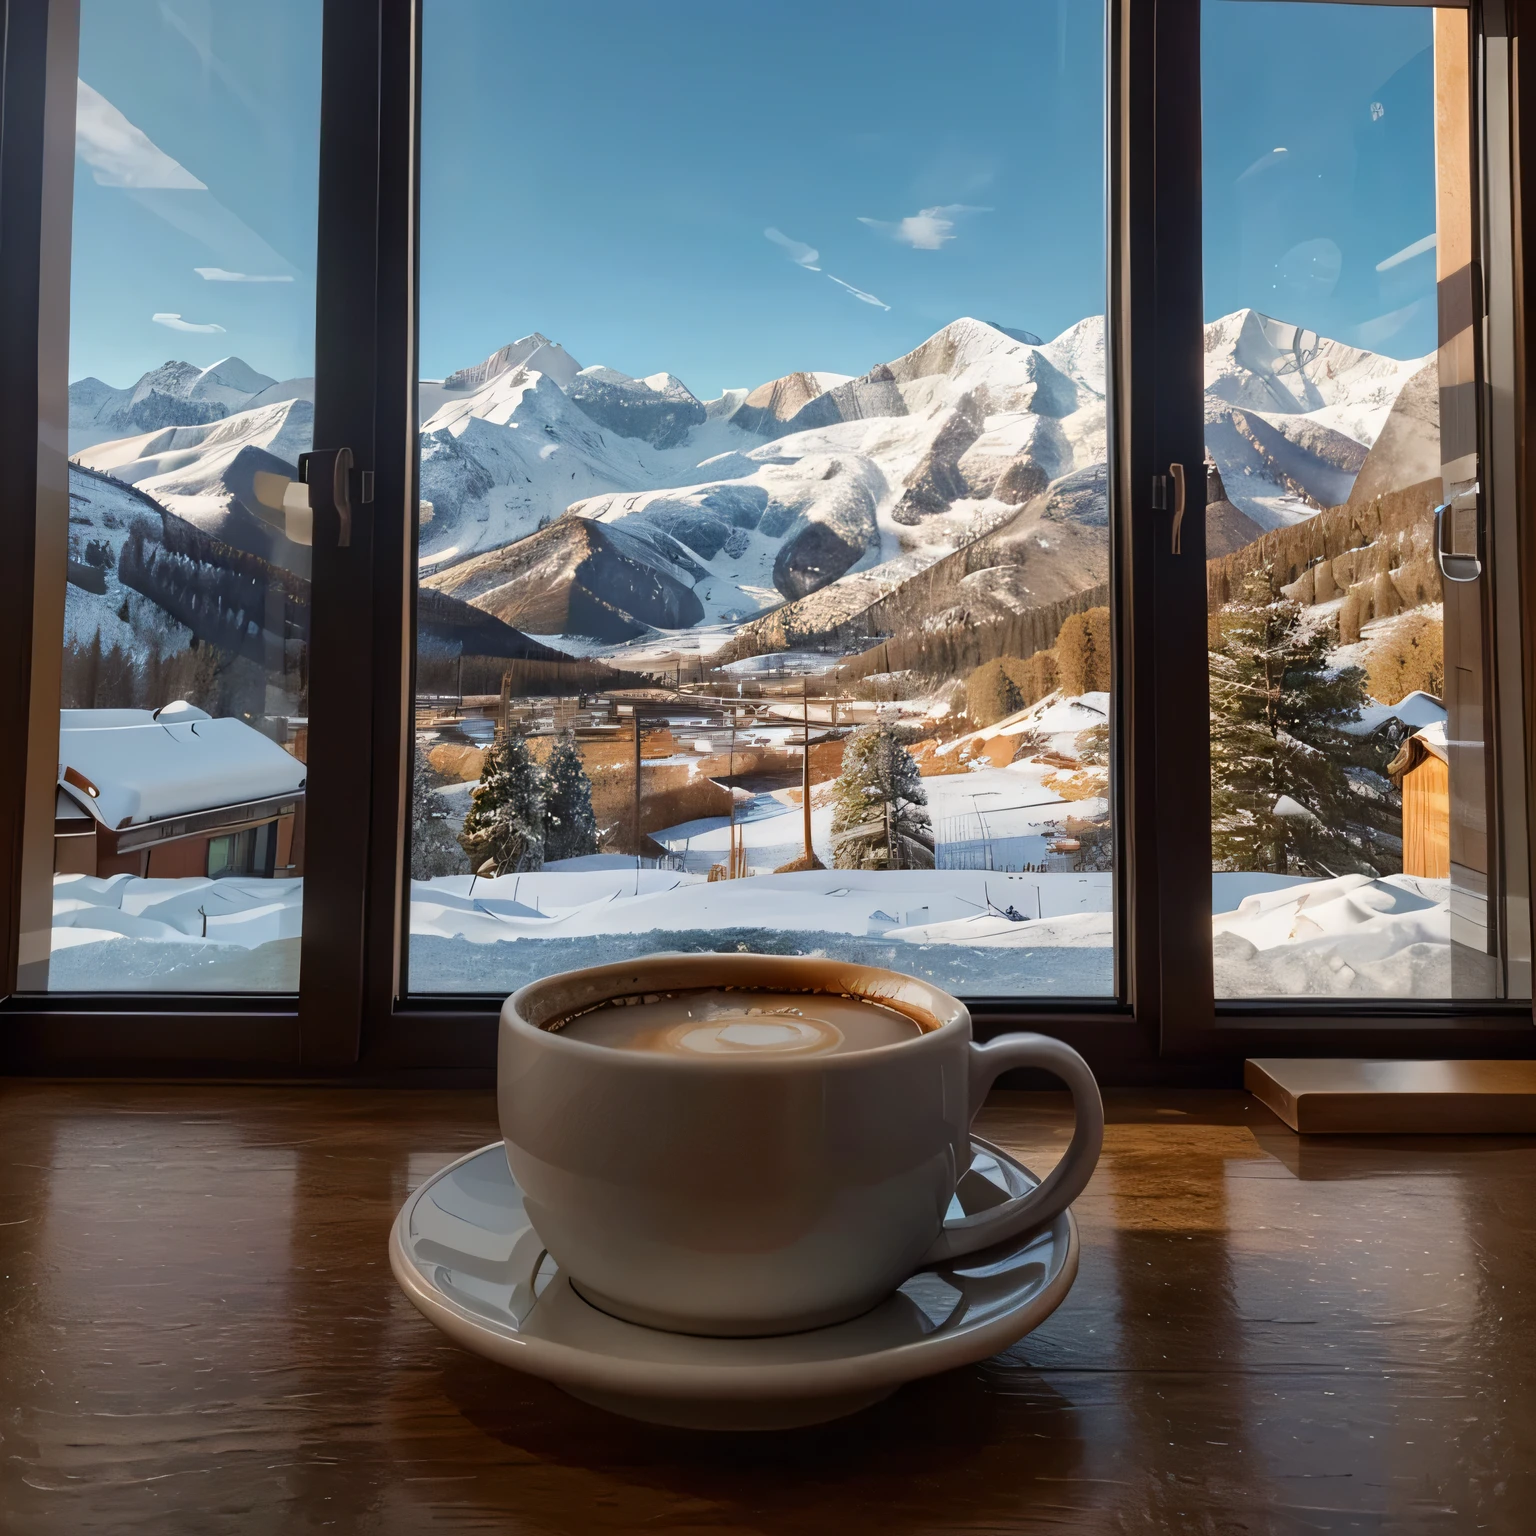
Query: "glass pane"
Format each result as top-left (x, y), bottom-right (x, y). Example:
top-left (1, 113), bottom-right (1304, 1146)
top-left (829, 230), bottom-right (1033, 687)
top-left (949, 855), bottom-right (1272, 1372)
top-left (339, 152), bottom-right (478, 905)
top-left (1203, 2), bottom-right (1498, 999)
top-left (45, 1), bottom-right (319, 990)
top-left (409, 0), bottom-right (1114, 997)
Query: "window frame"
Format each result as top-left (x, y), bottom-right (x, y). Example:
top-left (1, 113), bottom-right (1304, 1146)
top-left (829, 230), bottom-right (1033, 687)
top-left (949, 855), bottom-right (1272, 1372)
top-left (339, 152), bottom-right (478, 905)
top-left (1, 0), bottom-right (1532, 1081)
top-left (1160, 0), bottom-right (1536, 1055)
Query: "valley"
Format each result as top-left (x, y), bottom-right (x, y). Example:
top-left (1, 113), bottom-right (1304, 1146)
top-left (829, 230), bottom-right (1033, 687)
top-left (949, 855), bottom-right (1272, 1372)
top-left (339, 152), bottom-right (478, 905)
top-left (56, 307), bottom-right (1450, 1000)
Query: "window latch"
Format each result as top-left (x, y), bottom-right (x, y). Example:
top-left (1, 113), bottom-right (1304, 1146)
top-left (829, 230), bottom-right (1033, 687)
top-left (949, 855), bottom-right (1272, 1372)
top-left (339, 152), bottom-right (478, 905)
top-left (1150, 464), bottom-right (1188, 553)
top-left (297, 448), bottom-right (374, 549)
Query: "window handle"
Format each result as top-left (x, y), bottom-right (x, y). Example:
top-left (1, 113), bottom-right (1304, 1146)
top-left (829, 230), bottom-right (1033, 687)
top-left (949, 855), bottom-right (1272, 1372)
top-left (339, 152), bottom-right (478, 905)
top-left (298, 448), bottom-right (373, 548)
top-left (251, 450), bottom-right (373, 548)
top-left (1169, 462), bottom-right (1187, 554)
top-left (1435, 484), bottom-right (1482, 583)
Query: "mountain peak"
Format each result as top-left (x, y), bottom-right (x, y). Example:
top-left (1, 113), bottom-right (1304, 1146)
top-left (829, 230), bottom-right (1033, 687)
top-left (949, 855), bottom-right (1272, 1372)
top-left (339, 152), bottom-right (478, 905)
top-left (985, 320), bottom-right (1044, 345)
top-left (194, 356), bottom-right (277, 396)
top-left (442, 333), bottom-right (582, 394)
top-left (566, 365), bottom-right (704, 447)
top-left (885, 317), bottom-right (1042, 390)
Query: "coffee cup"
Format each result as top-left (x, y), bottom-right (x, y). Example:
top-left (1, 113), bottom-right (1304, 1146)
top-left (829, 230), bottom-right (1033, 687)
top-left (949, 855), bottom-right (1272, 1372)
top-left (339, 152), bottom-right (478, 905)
top-left (499, 952), bottom-right (1103, 1337)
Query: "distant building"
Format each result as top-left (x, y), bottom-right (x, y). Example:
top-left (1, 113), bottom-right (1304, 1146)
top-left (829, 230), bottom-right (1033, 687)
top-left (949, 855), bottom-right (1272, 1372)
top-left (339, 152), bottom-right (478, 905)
top-left (1387, 721), bottom-right (1449, 879)
top-left (54, 703), bottom-right (307, 880)
top-left (1343, 689), bottom-right (1447, 741)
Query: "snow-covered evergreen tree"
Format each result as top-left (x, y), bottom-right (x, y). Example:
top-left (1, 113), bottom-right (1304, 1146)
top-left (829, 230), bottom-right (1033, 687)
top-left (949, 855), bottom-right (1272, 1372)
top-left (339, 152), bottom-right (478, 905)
top-left (458, 725), bottom-right (545, 875)
top-left (831, 719), bottom-right (934, 870)
top-left (1210, 571), bottom-right (1376, 874)
top-left (542, 729), bottom-right (598, 863)
top-left (410, 742), bottom-right (468, 879)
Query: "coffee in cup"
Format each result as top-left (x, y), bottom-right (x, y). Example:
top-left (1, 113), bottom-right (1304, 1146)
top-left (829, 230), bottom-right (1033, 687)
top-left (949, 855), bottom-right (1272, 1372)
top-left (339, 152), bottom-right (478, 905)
top-left (500, 953), bottom-right (1102, 1337)
top-left (554, 989), bottom-right (924, 1058)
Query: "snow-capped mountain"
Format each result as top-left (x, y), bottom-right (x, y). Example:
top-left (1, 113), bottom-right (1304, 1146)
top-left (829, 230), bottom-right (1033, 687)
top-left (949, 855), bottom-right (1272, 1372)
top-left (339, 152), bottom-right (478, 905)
top-left (68, 356), bottom-right (313, 455)
top-left (417, 317), bottom-right (1112, 643)
top-left (566, 367), bottom-right (706, 448)
top-left (66, 309), bottom-right (1432, 658)
top-left (74, 397), bottom-right (316, 572)
top-left (1202, 309), bottom-right (1429, 530)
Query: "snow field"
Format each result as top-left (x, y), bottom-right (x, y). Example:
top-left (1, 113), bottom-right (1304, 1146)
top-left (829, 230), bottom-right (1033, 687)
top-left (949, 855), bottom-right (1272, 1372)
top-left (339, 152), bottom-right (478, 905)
top-left (46, 866), bottom-right (1454, 1001)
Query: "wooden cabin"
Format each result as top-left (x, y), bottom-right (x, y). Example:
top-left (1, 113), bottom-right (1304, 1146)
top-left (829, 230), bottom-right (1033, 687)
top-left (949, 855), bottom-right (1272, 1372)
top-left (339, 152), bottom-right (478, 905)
top-left (54, 703), bottom-right (307, 881)
top-left (1387, 721), bottom-right (1450, 879)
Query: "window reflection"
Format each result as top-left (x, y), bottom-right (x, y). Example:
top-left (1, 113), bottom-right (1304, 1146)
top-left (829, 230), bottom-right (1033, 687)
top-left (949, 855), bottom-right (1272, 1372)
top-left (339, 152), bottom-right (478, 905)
top-left (1202, 2), bottom-right (1492, 999)
top-left (47, 0), bottom-right (320, 992)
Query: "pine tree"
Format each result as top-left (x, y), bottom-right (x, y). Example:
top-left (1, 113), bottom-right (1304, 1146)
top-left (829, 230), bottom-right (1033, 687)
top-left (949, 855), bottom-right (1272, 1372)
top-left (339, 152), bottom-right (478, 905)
top-left (965, 659), bottom-right (1025, 726)
top-left (831, 719), bottom-right (935, 870)
top-left (542, 729), bottom-right (598, 863)
top-left (1366, 611), bottom-right (1444, 704)
top-left (82, 631), bottom-right (103, 707)
top-left (1055, 607), bottom-right (1111, 695)
top-left (410, 742), bottom-right (468, 879)
top-left (1019, 649), bottom-right (1059, 704)
top-left (1209, 571), bottom-right (1376, 875)
top-left (99, 642), bottom-right (137, 708)
top-left (458, 724), bottom-right (545, 875)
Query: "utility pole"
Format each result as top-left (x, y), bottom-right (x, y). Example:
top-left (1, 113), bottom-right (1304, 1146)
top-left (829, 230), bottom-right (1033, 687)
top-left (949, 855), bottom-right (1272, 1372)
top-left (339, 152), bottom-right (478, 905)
top-left (727, 706), bottom-right (737, 878)
top-left (802, 674), bottom-right (812, 865)
top-left (632, 705), bottom-right (642, 861)
top-left (884, 728), bottom-right (898, 870)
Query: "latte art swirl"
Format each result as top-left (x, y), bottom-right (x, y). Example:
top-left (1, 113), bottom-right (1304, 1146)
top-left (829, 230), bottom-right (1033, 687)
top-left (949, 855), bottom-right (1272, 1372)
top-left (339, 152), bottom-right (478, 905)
top-left (667, 1008), bottom-right (843, 1056)
top-left (555, 990), bottom-right (923, 1057)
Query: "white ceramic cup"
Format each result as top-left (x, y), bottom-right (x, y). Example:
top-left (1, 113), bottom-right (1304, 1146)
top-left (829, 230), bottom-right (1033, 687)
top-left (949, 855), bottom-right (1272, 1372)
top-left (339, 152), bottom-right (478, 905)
top-left (499, 953), bottom-right (1103, 1337)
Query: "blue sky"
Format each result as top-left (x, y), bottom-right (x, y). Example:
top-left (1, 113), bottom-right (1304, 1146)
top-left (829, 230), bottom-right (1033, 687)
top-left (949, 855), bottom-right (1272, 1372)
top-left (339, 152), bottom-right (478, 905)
top-left (70, 0), bottom-right (1438, 396)
top-left (1203, 1), bottom-right (1437, 360)
top-left (70, 0), bottom-right (321, 387)
top-left (418, 0), bottom-right (1106, 399)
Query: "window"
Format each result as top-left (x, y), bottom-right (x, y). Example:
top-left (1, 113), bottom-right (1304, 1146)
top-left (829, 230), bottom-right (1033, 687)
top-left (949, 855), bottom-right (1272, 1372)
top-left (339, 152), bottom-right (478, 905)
top-left (208, 824), bottom-right (278, 880)
top-left (407, 0), bottom-right (1117, 1000)
top-left (2, 0), bottom-right (1530, 1070)
top-left (25, 0), bottom-right (320, 993)
top-left (1202, 1), bottom-right (1528, 1006)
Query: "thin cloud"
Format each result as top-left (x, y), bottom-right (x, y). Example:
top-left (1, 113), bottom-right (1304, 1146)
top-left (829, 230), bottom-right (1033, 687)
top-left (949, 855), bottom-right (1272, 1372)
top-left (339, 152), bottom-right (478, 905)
top-left (136, 190), bottom-right (299, 279)
top-left (1376, 233), bottom-right (1436, 272)
top-left (826, 274), bottom-right (890, 311)
top-left (153, 312), bottom-right (226, 333)
top-left (764, 225), bottom-right (889, 311)
top-left (764, 227), bottom-right (821, 270)
top-left (76, 79), bottom-right (206, 188)
top-left (77, 80), bottom-right (301, 280)
top-left (858, 203), bottom-right (991, 251)
top-left (196, 267), bottom-right (294, 283)
top-left (158, 3), bottom-right (263, 119)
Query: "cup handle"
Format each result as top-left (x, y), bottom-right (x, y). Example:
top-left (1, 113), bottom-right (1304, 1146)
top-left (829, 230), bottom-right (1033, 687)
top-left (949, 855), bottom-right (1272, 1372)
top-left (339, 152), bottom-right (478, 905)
top-left (918, 1032), bottom-right (1104, 1267)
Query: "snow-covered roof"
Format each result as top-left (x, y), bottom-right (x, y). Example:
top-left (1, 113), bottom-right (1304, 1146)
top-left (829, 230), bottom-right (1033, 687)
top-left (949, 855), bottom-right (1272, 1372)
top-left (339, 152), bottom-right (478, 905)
top-left (1412, 719), bottom-right (1448, 762)
top-left (1387, 718), bottom-right (1448, 783)
top-left (154, 700), bottom-right (211, 723)
top-left (61, 708), bottom-right (155, 729)
top-left (1342, 689), bottom-right (1446, 737)
top-left (58, 709), bottom-right (306, 829)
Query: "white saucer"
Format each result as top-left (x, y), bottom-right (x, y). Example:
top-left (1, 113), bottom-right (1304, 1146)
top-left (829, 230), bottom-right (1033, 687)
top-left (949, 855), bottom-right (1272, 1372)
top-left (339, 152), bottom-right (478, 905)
top-left (390, 1136), bottom-right (1079, 1430)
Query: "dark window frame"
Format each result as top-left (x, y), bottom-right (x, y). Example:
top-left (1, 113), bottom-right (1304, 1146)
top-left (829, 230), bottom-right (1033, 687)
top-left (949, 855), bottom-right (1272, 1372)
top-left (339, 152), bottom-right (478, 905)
top-left (0, 0), bottom-right (1531, 1082)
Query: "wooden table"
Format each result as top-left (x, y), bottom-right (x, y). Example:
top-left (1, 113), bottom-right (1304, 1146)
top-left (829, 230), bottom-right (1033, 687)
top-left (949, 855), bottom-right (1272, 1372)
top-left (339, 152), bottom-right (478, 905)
top-left (1, 1081), bottom-right (1532, 1534)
